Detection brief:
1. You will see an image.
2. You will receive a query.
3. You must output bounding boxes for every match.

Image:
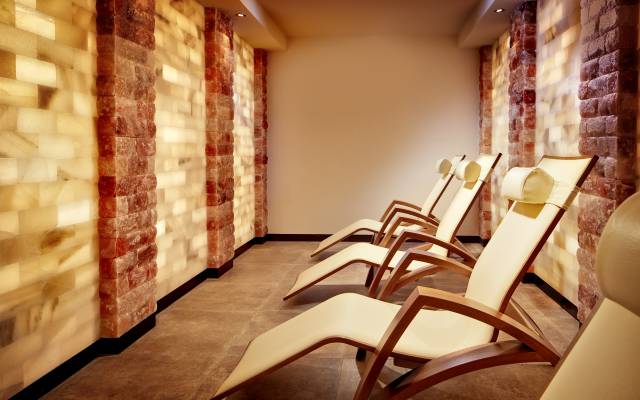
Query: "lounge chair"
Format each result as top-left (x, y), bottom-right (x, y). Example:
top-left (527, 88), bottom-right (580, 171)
top-left (376, 177), bottom-right (638, 400)
top-left (211, 155), bottom-right (596, 400)
top-left (285, 153), bottom-right (501, 300)
top-left (310, 155), bottom-right (466, 257)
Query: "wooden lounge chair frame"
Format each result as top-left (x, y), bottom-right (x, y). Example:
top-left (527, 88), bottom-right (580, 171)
top-left (212, 155), bottom-right (596, 400)
top-left (285, 154), bottom-right (502, 300)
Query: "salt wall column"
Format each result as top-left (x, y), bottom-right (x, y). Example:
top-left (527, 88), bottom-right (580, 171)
top-left (508, 0), bottom-right (537, 168)
top-left (254, 49), bottom-right (268, 238)
top-left (96, 0), bottom-right (158, 337)
top-left (577, 0), bottom-right (638, 321)
top-left (204, 9), bottom-right (235, 273)
top-left (478, 46), bottom-right (493, 240)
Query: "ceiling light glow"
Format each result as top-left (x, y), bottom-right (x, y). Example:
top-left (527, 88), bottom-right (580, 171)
top-left (236, 12), bottom-right (246, 17)
top-left (494, 8), bottom-right (505, 13)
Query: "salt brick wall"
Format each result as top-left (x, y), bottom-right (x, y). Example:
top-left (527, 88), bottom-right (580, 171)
top-left (478, 46), bottom-right (493, 240)
top-left (96, 0), bottom-right (158, 338)
top-left (490, 32), bottom-right (512, 232)
top-left (254, 49), bottom-right (268, 237)
top-left (154, 0), bottom-right (207, 298)
top-left (509, 0), bottom-right (537, 169)
top-left (534, 0), bottom-right (582, 304)
top-left (204, 9), bottom-right (235, 268)
top-left (0, 1), bottom-right (101, 396)
top-left (232, 33), bottom-right (255, 248)
top-left (577, 0), bottom-right (638, 321)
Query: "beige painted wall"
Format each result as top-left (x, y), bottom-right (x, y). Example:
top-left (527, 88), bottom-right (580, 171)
top-left (267, 36), bottom-right (481, 235)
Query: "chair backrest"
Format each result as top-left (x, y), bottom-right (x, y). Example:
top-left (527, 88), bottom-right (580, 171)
top-left (541, 192), bottom-right (640, 400)
top-left (428, 153), bottom-right (502, 257)
top-left (420, 155), bottom-right (466, 215)
top-left (464, 156), bottom-right (596, 312)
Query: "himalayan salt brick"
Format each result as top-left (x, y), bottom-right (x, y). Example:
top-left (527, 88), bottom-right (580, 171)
top-left (17, 158), bottom-right (57, 182)
top-left (0, 158), bottom-right (18, 184)
top-left (16, 107), bottom-right (56, 135)
top-left (15, 55), bottom-right (57, 87)
top-left (0, 77), bottom-right (38, 107)
top-left (0, 262), bottom-right (20, 295)
top-left (0, 210), bottom-right (19, 237)
top-left (18, 206), bottom-right (58, 233)
top-left (15, 3), bottom-right (55, 40)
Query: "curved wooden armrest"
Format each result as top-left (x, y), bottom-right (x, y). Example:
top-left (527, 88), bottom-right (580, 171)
top-left (380, 226), bottom-right (477, 264)
top-left (375, 208), bottom-right (439, 245)
top-left (376, 216), bottom-right (436, 247)
top-left (379, 200), bottom-right (422, 221)
top-left (353, 287), bottom-right (560, 400)
top-left (372, 248), bottom-right (472, 299)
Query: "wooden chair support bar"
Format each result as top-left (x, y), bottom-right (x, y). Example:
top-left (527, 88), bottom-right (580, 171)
top-left (373, 249), bottom-right (473, 299)
top-left (376, 211), bottom-right (439, 245)
top-left (354, 287), bottom-right (561, 400)
top-left (379, 200), bottom-right (422, 221)
top-left (373, 341), bottom-right (544, 400)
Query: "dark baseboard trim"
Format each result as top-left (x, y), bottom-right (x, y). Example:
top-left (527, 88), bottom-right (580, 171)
top-left (457, 235), bottom-right (483, 244)
top-left (266, 233), bottom-right (484, 244)
top-left (205, 260), bottom-right (234, 278)
top-left (97, 314), bottom-right (157, 355)
top-left (523, 272), bottom-right (578, 320)
top-left (252, 235), bottom-right (267, 244)
top-left (157, 272), bottom-right (208, 313)
top-left (265, 233), bottom-right (374, 242)
top-left (11, 314), bottom-right (157, 400)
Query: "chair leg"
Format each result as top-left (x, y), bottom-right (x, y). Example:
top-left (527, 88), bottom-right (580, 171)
top-left (364, 264), bottom-right (376, 287)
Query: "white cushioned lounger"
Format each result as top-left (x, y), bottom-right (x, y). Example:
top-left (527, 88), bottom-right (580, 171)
top-left (285, 153), bottom-right (501, 300)
top-left (211, 155), bottom-right (596, 400)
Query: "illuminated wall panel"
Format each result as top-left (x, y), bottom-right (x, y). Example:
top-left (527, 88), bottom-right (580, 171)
top-left (232, 33), bottom-right (255, 248)
top-left (534, 0), bottom-right (581, 304)
top-left (0, 0), bottom-right (100, 396)
top-left (490, 32), bottom-right (510, 232)
top-left (154, 0), bottom-right (207, 299)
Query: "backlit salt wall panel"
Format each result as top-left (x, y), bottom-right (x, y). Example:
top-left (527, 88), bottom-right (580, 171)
top-left (490, 31), bottom-right (511, 232)
top-left (232, 33), bottom-right (255, 248)
top-left (0, 0), bottom-right (100, 396)
top-left (534, 0), bottom-right (582, 304)
top-left (154, 0), bottom-right (207, 299)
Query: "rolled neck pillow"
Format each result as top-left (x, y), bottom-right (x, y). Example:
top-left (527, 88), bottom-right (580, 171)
top-left (435, 158), bottom-right (453, 175)
top-left (501, 167), bottom-right (554, 204)
top-left (454, 160), bottom-right (481, 182)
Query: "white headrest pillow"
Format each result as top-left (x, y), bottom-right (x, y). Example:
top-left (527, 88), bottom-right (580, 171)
top-left (454, 160), bottom-right (481, 182)
top-left (501, 167), bottom-right (554, 204)
top-left (435, 158), bottom-right (452, 175)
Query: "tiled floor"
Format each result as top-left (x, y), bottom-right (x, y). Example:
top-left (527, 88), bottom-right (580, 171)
top-left (45, 241), bottom-right (578, 400)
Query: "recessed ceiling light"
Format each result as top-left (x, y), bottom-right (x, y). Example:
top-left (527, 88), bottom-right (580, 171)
top-left (236, 12), bottom-right (246, 17)
top-left (494, 8), bottom-right (505, 13)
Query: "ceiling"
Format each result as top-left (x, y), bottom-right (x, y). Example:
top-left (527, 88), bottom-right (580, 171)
top-left (258, 0), bottom-right (479, 37)
top-left (198, 0), bottom-right (517, 50)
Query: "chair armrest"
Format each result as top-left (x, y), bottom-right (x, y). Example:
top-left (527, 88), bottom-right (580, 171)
top-left (379, 200), bottom-right (422, 221)
top-left (353, 287), bottom-right (560, 400)
top-left (375, 208), bottom-right (440, 245)
top-left (368, 229), bottom-right (475, 298)
top-left (381, 225), bottom-right (477, 264)
top-left (372, 248), bottom-right (473, 299)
